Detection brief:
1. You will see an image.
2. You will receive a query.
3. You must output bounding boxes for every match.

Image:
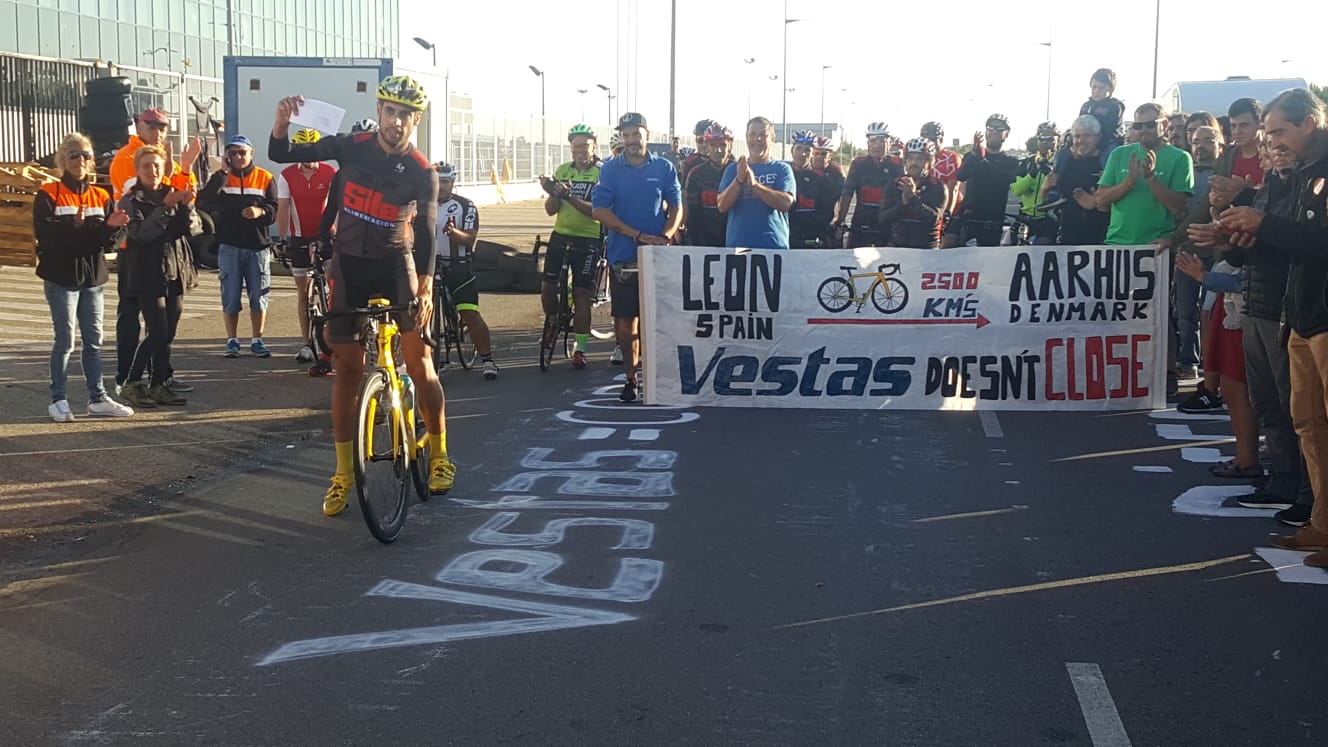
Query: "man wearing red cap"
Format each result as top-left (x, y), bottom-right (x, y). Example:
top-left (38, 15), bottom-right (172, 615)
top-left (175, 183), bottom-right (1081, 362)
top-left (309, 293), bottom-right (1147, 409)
top-left (109, 109), bottom-right (202, 396)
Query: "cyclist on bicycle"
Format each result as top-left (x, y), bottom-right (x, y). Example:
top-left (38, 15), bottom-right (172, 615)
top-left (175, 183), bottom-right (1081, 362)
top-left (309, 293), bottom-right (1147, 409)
top-left (836, 122), bottom-right (901, 248)
top-left (789, 129), bottom-right (836, 248)
top-left (1010, 121), bottom-right (1061, 244)
top-left (878, 138), bottom-right (948, 249)
top-left (276, 128), bottom-right (338, 366)
top-left (269, 75), bottom-right (455, 517)
top-left (434, 161), bottom-right (497, 380)
top-left (541, 123), bottom-right (604, 369)
top-left (683, 122), bottom-right (734, 248)
top-left (947, 113), bottom-right (1019, 247)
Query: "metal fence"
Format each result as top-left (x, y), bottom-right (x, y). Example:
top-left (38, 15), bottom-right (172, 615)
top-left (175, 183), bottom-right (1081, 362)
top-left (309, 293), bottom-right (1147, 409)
top-left (0, 52), bottom-right (223, 164)
top-left (442, 106), bottom-right (749, 186)
top-left (3, 50), bottom-right (746, 187)
top-left (0, 53), bottom-right (101, 163)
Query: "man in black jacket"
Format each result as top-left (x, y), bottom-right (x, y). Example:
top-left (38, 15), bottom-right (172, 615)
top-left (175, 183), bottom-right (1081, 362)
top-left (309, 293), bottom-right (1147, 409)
top-left (199, 135), bottom-right (278, 358)
top-left (949, 114), bottom-right (1019, 247)
top-left (1218, 88), bottom-right (1328, 566)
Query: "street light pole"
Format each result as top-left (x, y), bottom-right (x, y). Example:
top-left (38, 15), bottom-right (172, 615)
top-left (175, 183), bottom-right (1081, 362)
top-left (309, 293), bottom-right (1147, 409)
top-left (529, 65), bottom-right (546, 175)
top-left (819, 64), bottom-right (831, 137)
top-left (782, 8), bottom-right (803, 160)
top-left (577, 88), bottom-right (588, 121)
top-left (668, 0), bottom-right (677, 139)
top-left (596, 83), bottom-right (613, 128)
top-left (744, 57), bottom-right (756, 123)
top-left (1151, 0), bottom-right (1160, 98)
top-left (1040, 41), bottom-right (1052, 120)
top-left (413, 37), bottom-right (449, 164)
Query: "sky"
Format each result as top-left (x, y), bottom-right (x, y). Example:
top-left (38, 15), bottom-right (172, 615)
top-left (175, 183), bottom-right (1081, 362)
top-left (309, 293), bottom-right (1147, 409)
top-left (403, 0), bottom-right (1326, 145)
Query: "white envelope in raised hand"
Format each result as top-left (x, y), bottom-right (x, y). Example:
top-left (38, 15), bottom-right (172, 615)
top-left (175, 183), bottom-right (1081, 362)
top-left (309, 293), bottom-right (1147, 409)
top-left (290, 99), bottom-right (346, 135)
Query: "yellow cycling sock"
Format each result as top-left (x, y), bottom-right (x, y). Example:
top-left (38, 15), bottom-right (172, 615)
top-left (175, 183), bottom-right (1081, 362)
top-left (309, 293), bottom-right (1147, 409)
top-left (334, 441), bottom-right (354, 477)
top-left (430, 431), bottom-right (448, 459)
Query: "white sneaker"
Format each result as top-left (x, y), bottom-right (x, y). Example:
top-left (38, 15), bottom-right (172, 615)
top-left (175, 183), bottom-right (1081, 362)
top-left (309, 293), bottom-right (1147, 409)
top-left (610, 345), bottom-right (624, 365)
top-left (296, 345), bottom-right (315, 364)
top-left (48, 399), bottom-right (75, 423)
top-left (88, 398), bottom-right (134, 418)
top-left (482, 359), bottom-right (499, 380)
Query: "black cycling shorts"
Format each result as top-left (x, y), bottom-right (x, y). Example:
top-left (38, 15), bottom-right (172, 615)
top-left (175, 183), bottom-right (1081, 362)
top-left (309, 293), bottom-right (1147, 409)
top-left (610, 263), bottom-right (640, 319)
top-left (436, 262), bottom-right (479, 312)
top-left (285, 237), bottom-right (315, 272)
top-left (326, 252), bottom-right (417, 344)
top-left (543, 231), bottom-right (603, 290)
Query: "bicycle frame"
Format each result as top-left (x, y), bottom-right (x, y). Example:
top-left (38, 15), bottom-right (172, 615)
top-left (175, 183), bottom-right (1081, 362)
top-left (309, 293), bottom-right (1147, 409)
top-left (360, 299), bottom-right (406, 460)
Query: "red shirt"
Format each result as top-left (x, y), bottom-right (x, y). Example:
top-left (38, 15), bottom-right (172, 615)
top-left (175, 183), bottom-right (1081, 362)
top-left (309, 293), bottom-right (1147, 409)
top-left (277, 163), bottom-right (338, 238)
top-left (933, 148), bottom-right (962, 185)
top-left (1230, 152), bottom-right (1264, 188)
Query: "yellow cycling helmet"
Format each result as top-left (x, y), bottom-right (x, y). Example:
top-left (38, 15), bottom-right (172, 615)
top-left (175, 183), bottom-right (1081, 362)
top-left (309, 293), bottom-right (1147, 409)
top-left (292, 128), bottom-right (321, 144)
top-left (376, 75), bottom-right (429, 111)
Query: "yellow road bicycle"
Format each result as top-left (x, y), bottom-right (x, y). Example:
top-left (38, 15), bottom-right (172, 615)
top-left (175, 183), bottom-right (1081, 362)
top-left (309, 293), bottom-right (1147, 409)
top-left (816, 262), bottom-right (910, 315)
top-left (326, 298), bottom-right (431, 543)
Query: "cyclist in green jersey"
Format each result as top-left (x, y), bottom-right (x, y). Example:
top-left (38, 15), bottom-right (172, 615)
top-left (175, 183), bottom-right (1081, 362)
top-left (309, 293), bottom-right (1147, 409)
top-left (540, 124), bottom-right (604, 368)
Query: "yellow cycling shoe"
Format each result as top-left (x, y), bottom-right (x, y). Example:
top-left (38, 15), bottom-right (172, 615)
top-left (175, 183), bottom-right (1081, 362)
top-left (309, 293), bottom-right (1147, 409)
top-left (324, 474), bottom-right (354, 516)
top-left (429, 456), bottom-right (456, 495)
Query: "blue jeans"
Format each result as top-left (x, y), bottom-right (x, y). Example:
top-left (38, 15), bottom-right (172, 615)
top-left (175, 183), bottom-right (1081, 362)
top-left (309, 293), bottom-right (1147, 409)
top-left (44, 281), bottom-right (107, 403)
top-left (218, 243), bottom-right (271, 314)
top-left (1174, 269), bottom-right (1205, 369)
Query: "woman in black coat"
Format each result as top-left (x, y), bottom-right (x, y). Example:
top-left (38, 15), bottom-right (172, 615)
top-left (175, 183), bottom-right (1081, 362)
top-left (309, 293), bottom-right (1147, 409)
top-left (116, 144), bottom-right (199, 408)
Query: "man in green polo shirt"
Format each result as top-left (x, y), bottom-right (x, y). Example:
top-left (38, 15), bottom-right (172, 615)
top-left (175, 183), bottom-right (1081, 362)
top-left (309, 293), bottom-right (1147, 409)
top-left (541, 124), bottom-right (604, 368)
top-left (1095, 102), bottom-right (1194, 245)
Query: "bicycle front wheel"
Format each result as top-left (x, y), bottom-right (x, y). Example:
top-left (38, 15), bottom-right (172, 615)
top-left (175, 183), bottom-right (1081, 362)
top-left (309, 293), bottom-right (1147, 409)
top-left (590, 264), bottom-right (615, 339)
top-left (445, 308), bottom-right (472, 370)
top-left (402, 381), bottom-right (431, 503)
top-left (353, 369), bottom-right (412, 543)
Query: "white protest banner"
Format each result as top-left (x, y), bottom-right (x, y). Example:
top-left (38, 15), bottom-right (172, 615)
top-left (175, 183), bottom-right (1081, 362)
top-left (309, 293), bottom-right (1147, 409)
top-left (639, 246), bottom-right (1169, 411)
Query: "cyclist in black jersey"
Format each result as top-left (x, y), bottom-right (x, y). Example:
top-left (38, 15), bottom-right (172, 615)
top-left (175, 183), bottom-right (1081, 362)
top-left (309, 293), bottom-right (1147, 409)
top-left (878, 138), bottom-right (948, 248)
top-left (683, 123), bottom-right (734, 247)
top-left (789, 129), bottom-right (836, 247)
top-left (947, 113), bottom-right (1020, 247)
top-left (269, 75), bottom-right (454, 517)
top-left (812, 136), bottom-right (844, 197)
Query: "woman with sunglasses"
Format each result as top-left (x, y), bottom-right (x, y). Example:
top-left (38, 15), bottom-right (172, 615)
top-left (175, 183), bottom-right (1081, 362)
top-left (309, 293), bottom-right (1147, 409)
top-left (34, 133), bottom-right (134, 422)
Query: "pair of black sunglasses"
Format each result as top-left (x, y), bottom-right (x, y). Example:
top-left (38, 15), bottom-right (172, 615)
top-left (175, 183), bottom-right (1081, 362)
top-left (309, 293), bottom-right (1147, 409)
top-left (67, 151), bottom-right (94, 160)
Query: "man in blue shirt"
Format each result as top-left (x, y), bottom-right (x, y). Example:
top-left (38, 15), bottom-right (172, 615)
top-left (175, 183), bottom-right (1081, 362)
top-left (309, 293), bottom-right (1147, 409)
top-left (718, 117), bottom-right (796, 249)
top-left (591, 112), bottom-right (682, 403)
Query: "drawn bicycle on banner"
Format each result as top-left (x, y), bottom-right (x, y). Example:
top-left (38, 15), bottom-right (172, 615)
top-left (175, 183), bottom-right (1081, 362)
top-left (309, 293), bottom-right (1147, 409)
top-left (816, 263), bottom-right (910, 315)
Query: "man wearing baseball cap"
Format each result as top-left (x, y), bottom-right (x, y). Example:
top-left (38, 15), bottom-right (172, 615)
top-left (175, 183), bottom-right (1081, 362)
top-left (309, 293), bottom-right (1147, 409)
top-left (591, 112), bottom-right (682, 403)
top-left (109, 108), bottom-right (203, 398)
top-left (199, 134), bottom-right (279, 358)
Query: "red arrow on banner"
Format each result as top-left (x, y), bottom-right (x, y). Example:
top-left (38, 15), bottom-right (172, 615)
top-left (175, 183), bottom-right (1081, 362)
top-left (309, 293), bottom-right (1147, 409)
top-left (807, 313), bottom-right (991, 329)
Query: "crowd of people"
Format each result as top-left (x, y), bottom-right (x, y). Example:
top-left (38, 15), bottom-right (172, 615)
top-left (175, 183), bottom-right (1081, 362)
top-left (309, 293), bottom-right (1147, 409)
top-left (27, 69), bottom-right (1328, 565)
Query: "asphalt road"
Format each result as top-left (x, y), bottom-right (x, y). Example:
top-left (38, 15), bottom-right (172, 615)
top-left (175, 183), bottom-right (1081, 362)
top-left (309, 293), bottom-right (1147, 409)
top-left (4, 199), bottom-right (1328, 744)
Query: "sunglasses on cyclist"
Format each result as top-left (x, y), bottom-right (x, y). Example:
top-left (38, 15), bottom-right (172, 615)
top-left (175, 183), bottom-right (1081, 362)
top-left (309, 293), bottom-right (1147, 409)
top-left (67, 151), bottom-right (94, 160)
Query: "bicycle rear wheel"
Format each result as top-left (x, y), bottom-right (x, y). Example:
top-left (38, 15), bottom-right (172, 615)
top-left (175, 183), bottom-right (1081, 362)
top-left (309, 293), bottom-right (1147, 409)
top-left (590, 260), bottom-right (614, 340)
top-left (353, 369), bottom-right (412, 543)
top-left (402, 380), bottom-right (431, 503)
top-left (430, 288), bottom-right (448, 371)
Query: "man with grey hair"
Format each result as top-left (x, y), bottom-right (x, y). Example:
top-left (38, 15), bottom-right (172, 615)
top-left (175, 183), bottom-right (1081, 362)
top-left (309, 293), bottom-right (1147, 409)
top-left (1217, 88), bottom-right (1328, 565)
top-left (1047, 114), bottom-right (1108, 245)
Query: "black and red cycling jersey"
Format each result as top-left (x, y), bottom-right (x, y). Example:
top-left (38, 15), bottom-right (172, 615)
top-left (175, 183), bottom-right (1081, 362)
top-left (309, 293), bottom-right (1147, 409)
top-left (842, 155), bottom-right (902, 230)
top-left (790, 166), bottom-right (837, 247)
top-left (679, 152), bottom-right (706, 192)
top-left (269, 132), bottom-right (438, 276)
top-left (878, 174), bottom-right (948, 248)
top-left (683, 159), bottom-right (729, 247)
top-left (821, 163), bottom-right (845, 200)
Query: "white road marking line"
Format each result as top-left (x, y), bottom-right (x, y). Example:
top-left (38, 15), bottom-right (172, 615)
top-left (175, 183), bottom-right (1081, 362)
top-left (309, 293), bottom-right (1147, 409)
top-left (1066, 662), bottom-right (1132, 747)
top-left (1147, 410), bottom-right (1229, 422)
top-left (912, 505), bottom-right (1028, 523)
top-left (979, 410), bottom-right (1004, 438)
top-left (578, 427), bottom-right (616, 440)
top-left (1253, 548), bottom-right (1328, 585)
top-left (1180, 447), bottom-right (1226, 463)
top-left (628, 429), bottom-right (660, 441)
top-left (1132, 466), bottom-right (1173, 473)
